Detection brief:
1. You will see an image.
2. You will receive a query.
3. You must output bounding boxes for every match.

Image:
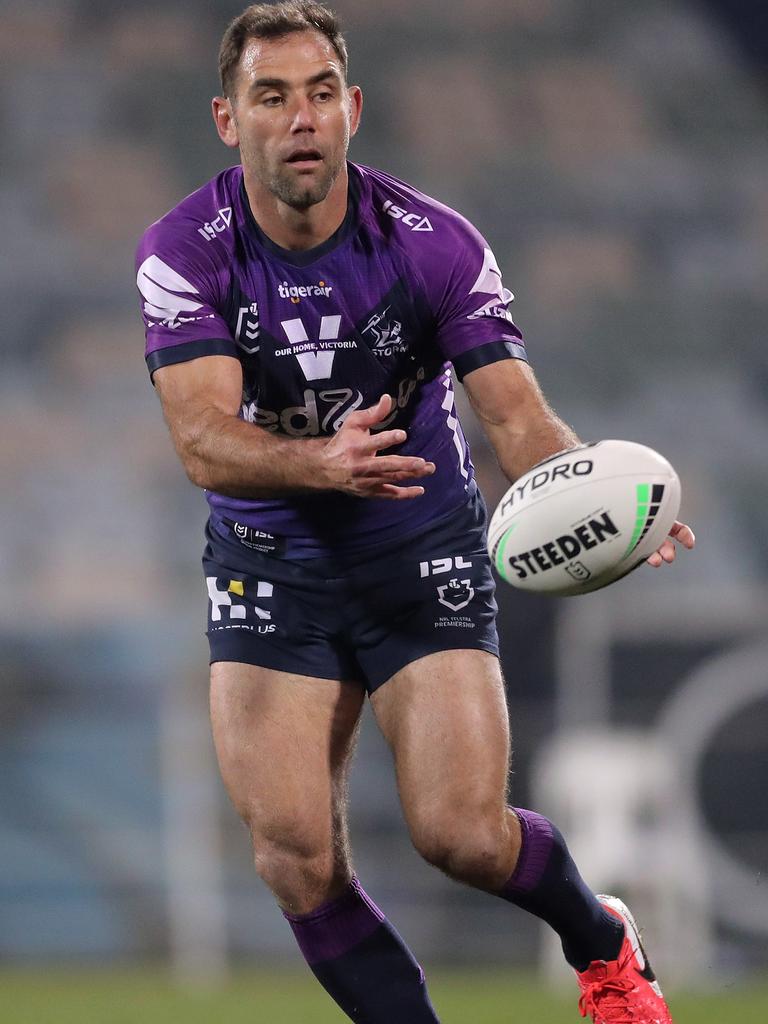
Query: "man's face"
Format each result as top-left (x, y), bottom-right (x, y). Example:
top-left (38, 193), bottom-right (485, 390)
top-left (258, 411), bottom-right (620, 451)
top-left (220, 30), bottom-right (361, 211)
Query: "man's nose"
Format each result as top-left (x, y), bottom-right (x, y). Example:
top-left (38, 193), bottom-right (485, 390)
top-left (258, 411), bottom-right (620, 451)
top-left (290, 97), bottom-right (316, 133)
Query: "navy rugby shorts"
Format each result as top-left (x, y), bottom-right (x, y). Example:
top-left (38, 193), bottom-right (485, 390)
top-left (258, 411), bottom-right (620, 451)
top-left (202, 494), bottom-right (499, 693)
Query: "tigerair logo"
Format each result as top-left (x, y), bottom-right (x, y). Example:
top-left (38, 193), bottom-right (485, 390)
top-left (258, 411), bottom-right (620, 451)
top-left (278, 280), bottom-right (333, 303)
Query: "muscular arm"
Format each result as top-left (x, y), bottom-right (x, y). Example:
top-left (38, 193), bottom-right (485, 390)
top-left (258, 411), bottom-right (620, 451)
top-left (462, 359), bottom-right (580, 483)
top-left (153, 355), bottom-right (433, 500)
top-left (464, 359), bottom-right (696, 566)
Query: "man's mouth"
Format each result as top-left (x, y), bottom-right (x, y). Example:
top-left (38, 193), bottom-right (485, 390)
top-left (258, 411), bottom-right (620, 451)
top-left (285, 149), bottom-right (323, 168)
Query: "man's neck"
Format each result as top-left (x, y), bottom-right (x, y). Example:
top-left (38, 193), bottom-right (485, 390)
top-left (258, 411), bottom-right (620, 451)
top-left (243, 165), bottom-right (349, 252)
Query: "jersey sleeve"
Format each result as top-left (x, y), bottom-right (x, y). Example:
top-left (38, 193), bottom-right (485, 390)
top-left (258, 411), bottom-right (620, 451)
top-left (136, 222), bottom-right (238, 380)
top-left (429, 219), bottom-right (527, 381)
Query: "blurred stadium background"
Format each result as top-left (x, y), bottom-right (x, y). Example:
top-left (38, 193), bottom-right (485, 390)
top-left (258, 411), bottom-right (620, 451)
top-left (1, 0), bottom-right (767, 1019)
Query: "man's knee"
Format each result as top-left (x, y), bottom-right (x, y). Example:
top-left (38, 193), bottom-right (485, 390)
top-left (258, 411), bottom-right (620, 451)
top-left (244, 813), bottom-right (347, 908)
top-left (410, 811), bottom-right (512, 888)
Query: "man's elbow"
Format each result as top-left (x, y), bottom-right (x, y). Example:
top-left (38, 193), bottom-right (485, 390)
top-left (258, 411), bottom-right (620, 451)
top-left (184, 458), bottom-right (212, 490)
top-left (172, 423), bottom-right (217, 491)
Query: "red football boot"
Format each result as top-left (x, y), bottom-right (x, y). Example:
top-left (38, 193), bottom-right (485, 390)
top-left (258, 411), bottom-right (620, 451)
top-left (576, 895), bottom-right (673, 1023)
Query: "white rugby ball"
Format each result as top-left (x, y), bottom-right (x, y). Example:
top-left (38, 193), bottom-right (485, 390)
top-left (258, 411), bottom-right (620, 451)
top-left (488, 440), bottom-right (681, 596)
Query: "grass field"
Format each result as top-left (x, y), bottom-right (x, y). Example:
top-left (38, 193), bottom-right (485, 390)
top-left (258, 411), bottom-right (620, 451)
top-left (1, 970), bottom-right (766, 1023)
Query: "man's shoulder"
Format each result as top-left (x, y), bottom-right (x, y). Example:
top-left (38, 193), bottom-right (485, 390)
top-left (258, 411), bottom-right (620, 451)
top-left (136, 166), bottom-right (243, 271)
top-left (353, 162), bottom-right (486, 249)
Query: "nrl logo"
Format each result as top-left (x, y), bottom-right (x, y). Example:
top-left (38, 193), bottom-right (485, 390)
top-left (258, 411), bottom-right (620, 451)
top-left (235, 301), bottom-right (260, 354)
top-left (437, 578), bottom-right (474, 612)
top-left (565, 561), bottom-right (592, 582)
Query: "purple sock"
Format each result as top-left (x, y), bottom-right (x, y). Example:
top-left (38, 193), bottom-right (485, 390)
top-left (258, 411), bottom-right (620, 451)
top-left (498, 808), bottom-right (624, 972)
top-left (284, 877), bottom-right (440, 1023)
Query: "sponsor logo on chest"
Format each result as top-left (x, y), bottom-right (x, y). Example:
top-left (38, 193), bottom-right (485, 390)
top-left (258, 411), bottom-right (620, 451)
top-left (273, 315), bottom-right (356, 381)
top-left (278, 280), bottom-right (333, 303)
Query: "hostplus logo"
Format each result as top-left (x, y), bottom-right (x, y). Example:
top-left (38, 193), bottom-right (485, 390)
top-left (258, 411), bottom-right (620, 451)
top-left (278, 280), bottom-right (333, 304)
top-left (206, 577), bottom-right (276, 635)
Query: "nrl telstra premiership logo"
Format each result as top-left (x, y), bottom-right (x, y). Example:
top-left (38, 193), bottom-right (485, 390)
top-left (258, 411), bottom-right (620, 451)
top-left (436, 578), bottom-right (475, 612)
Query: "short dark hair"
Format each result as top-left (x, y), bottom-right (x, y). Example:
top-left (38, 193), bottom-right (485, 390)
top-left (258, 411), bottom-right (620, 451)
top-left (218, 1), bottom-right (348, 98)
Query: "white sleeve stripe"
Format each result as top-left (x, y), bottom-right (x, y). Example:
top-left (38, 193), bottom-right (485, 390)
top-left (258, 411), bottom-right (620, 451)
top-left (469, 247), bottom-right (503, 296)
top-left (137, 254), bottom-right (203, 315)
top-left (137, 253), bottom-right (200, 293)
top-left (139, 284), bottom-right (203, 314)
top-left (143, 300), bottom-right (201, 320)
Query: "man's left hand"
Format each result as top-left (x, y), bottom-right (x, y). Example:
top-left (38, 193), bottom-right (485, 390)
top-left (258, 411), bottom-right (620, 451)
top-left (646, 520), bottom-right (695, 567)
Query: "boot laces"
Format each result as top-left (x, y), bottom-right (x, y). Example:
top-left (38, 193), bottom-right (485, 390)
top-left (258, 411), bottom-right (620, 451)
top-left (578, 969), bottom-right (640, 1022)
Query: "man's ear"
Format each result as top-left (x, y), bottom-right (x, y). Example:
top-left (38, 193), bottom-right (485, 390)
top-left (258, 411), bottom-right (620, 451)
top-left (212, 96), bottom-right (240, 149)
top-left (348, 85), bottom-right (363, 138)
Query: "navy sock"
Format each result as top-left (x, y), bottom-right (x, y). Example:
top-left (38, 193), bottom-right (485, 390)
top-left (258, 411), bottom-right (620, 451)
top-left (498, 808), bottom-right (625, 972)
top-left (284, 877), bottom-right (440, 1023)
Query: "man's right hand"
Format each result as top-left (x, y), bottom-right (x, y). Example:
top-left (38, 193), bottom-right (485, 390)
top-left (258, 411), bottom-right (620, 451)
top-left (320, 394), bottom-right (435, 500)
top-left (155, 359), bottom-right (434, 500)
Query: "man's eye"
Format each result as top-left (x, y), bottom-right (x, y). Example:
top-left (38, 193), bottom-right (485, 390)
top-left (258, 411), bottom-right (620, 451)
top-left (314, 91), bottom-right (333, 102)
top-left (263, 95), bottom-right (283, 106)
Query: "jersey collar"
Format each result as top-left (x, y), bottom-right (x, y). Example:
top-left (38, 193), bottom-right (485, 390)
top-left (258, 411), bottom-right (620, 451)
top-left (238, 163), bottom-right (361, 268)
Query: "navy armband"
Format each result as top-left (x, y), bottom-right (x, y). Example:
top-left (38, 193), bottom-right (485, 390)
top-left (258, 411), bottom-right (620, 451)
top-left (146, 337), bottom-right (239, 379)
top-left (452, 339), bottom-right (527, 382)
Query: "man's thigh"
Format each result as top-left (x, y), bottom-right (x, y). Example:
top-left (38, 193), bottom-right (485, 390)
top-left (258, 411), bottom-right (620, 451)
top-left (347, 496), bottom-right (500, 693)
top-left (370, 649), bottom-right (510, 823)
top-left (210, 662), bottom-right (365, 880)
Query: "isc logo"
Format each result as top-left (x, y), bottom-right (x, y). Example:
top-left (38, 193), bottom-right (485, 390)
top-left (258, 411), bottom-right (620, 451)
top-left (382, 200), bottom-right (433, 233)
top-left (197, 206), bottom-right (232, 241)
top-left (419, 555), bottom-right (473, 578)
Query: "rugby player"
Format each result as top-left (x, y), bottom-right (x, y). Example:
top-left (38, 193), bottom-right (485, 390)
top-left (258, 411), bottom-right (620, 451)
top-left (136, 3), bottom-right (695, 1021)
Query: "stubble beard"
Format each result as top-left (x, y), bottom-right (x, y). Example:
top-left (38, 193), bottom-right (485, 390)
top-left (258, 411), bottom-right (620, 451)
top-left (267, 153), bottom-right (344, 211)
top-left (242, 118), bottom-right (351, 212)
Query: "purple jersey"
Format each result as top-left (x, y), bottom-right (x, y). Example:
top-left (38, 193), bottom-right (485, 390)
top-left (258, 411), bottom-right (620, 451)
top-left (136, 163), bottom-right (526, 557)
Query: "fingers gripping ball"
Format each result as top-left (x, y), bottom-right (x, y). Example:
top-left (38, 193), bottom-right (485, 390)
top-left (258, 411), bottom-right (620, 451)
top-left (488, 440), bottom-right (681, 596)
